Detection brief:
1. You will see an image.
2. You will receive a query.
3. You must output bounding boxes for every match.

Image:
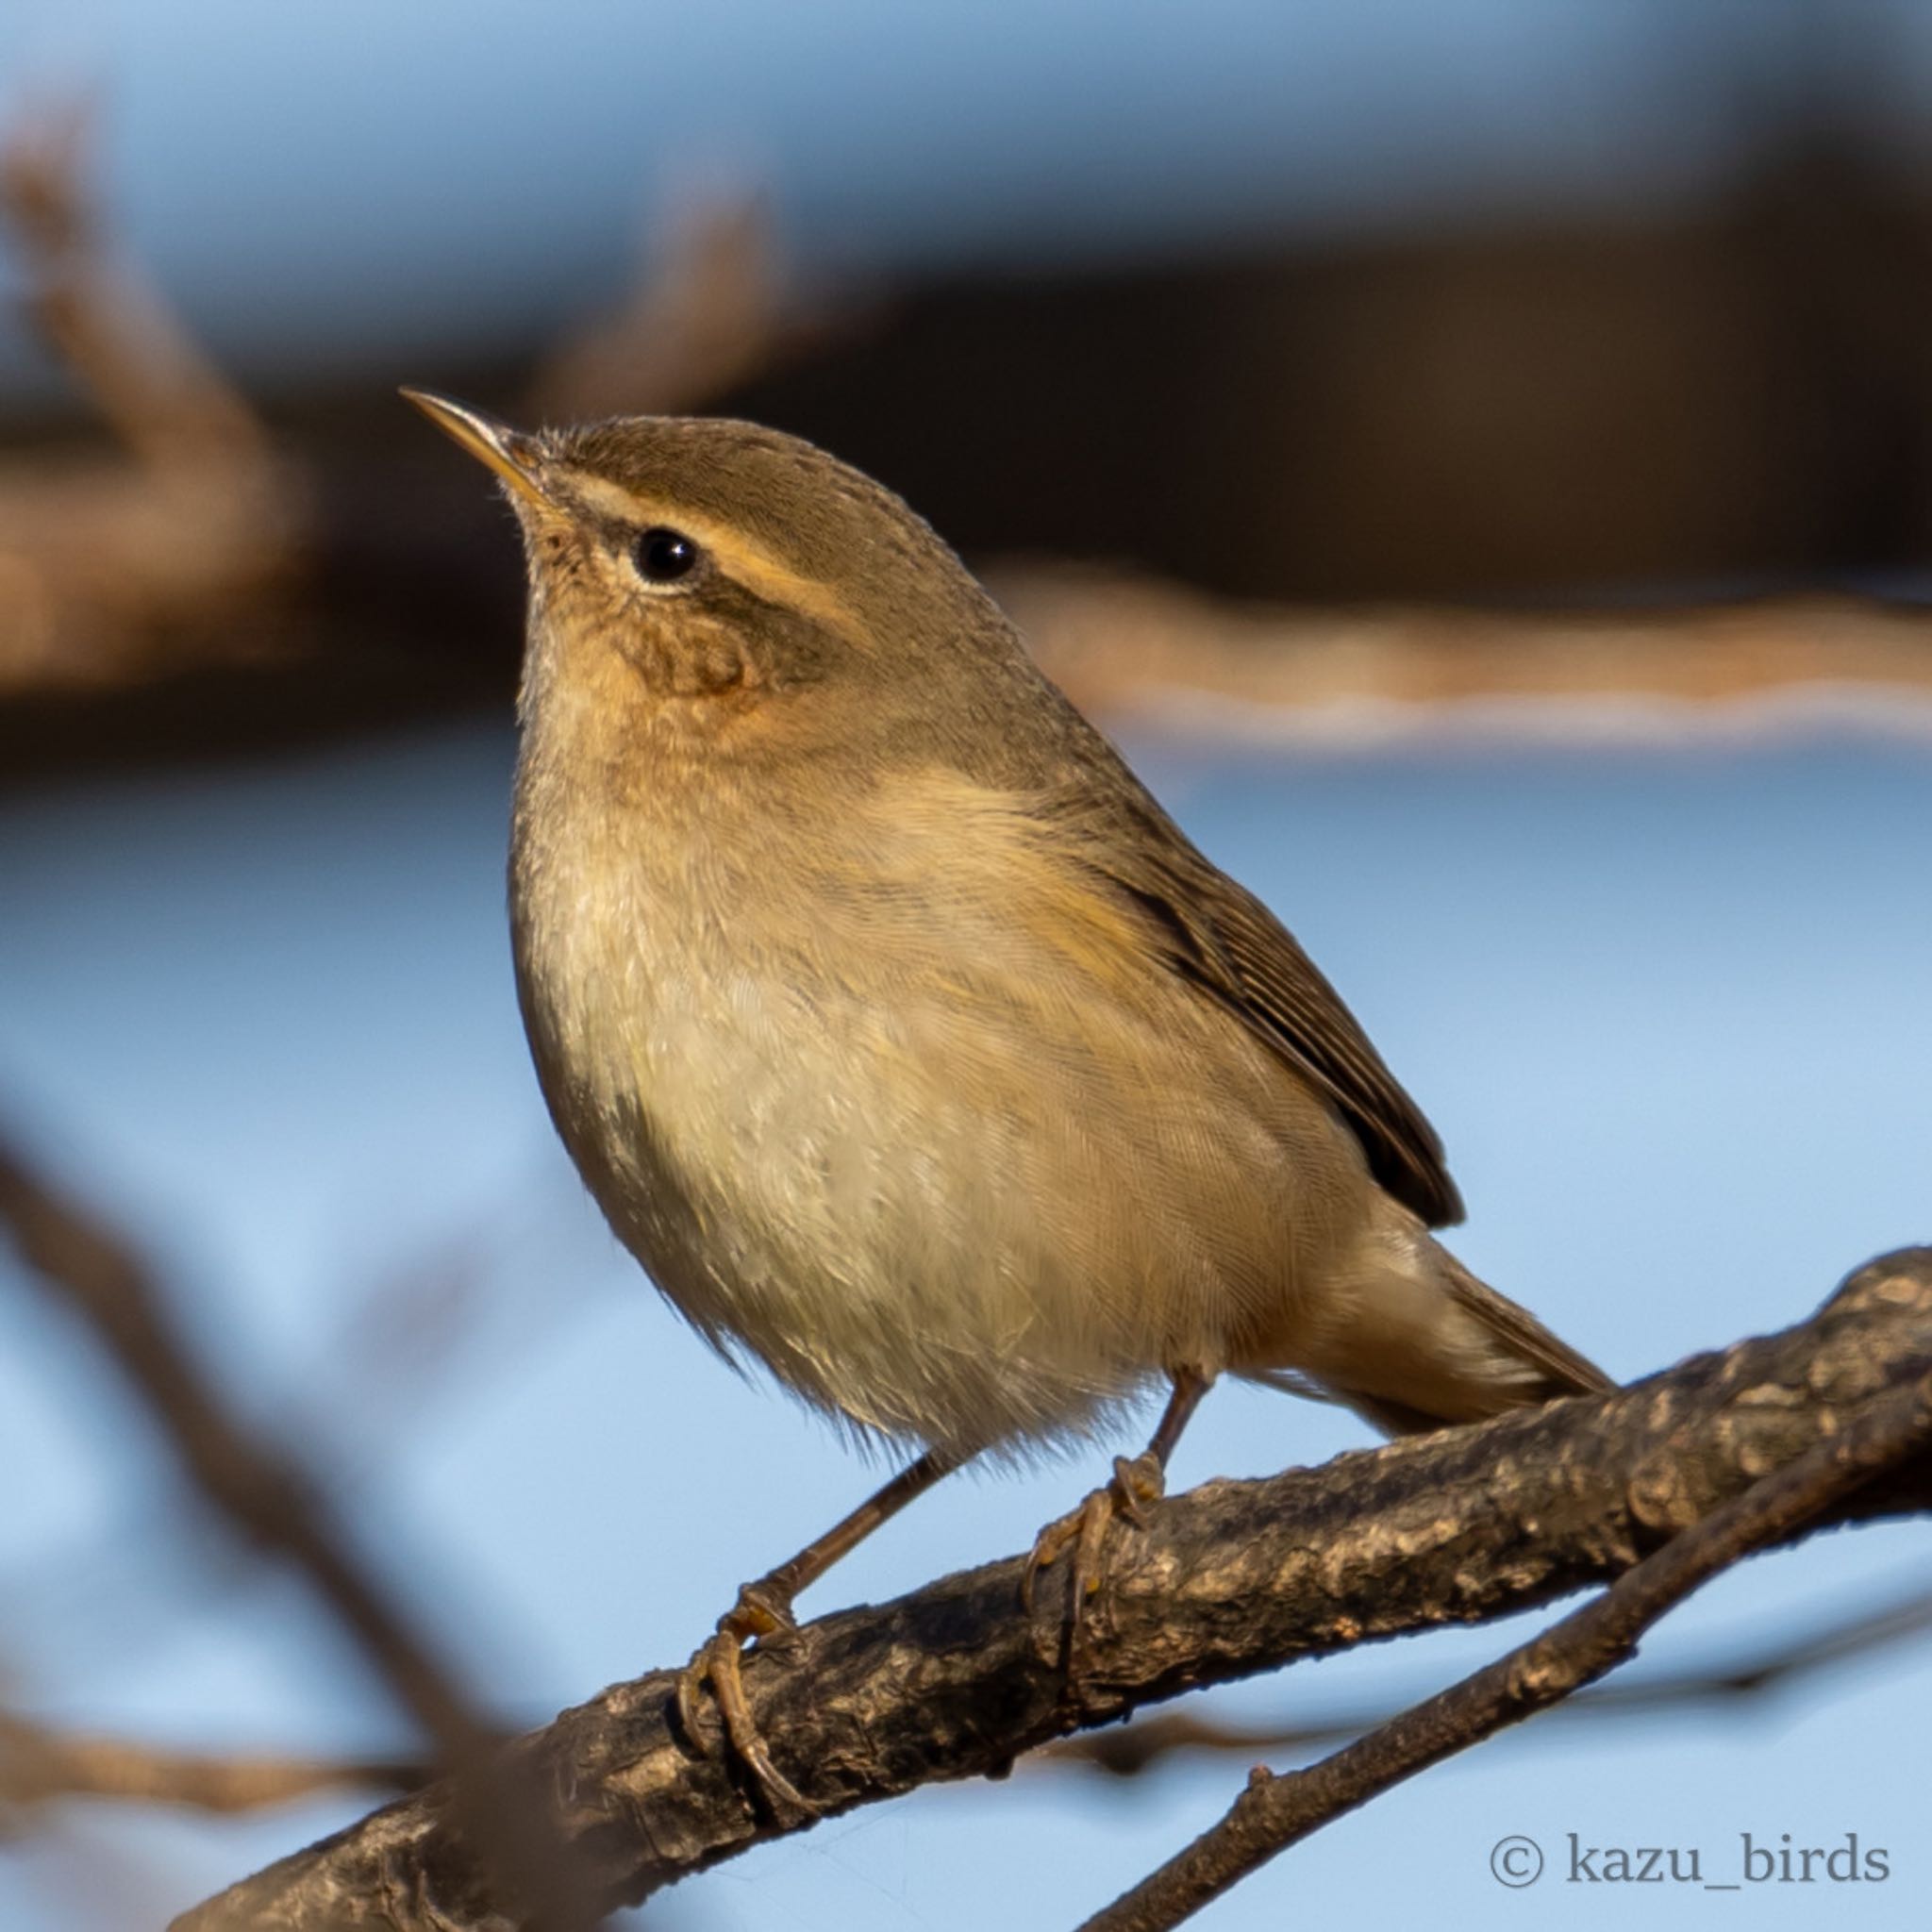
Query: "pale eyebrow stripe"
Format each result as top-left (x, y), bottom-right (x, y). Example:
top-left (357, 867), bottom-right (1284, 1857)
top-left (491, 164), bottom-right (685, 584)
top-left (562, 471), bottom-right (864, 642)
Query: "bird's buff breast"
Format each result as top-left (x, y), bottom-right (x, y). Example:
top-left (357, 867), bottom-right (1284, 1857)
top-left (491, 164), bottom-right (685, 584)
top-left (514, 761), bottom-right (1141, 1452)
top-left (508, 756), bottom-right (1326, 1455)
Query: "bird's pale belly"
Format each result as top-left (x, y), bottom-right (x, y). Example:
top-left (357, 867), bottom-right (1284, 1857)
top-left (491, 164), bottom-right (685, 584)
top-left (519, 904), bottom-right (1363, 1457)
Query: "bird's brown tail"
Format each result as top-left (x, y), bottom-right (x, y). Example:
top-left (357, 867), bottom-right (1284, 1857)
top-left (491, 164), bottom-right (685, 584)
top-left (1246, 1225), bottom-right (1614, 1440)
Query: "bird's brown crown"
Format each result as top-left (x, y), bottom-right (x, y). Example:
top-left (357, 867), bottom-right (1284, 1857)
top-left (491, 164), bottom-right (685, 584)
top-left (406, 393), bottom-right (1014, 722)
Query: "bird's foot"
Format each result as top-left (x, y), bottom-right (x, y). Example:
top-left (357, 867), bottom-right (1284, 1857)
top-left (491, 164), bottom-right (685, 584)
top-left (1021, 1449), bottom-right (1166, 1659)
top-left (675, 1580), bottom-right (814, 1818)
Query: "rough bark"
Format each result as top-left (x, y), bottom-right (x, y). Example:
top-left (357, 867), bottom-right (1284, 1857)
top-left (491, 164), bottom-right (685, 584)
top-left (1078, 1358), bottom-right (1932, 1930)
top-left (175, 1248), bottom-right (1932, 1931)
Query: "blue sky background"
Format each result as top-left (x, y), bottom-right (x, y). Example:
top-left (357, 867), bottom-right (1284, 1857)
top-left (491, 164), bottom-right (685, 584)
top-left (3, 715), bottom-right (1930, 1927)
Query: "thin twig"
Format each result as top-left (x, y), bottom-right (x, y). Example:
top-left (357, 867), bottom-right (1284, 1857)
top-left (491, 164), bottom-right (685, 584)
top-left (0, 1132), bottom-right (603, 1930)
top-left (0, 1709), bottom-right (424, 1815)
top-left (525, 194), bottom-right (852, 424)
top-left (0, 98), bottom-right (308, 691)
top-left (1, 96), bottom-right (269, 475)
top-left (1075, 1369), bottom-right (1932, 1932)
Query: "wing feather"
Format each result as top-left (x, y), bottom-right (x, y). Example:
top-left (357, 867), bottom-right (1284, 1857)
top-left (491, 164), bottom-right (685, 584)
top-left (1042, 787), bottom-right (1465, 1227)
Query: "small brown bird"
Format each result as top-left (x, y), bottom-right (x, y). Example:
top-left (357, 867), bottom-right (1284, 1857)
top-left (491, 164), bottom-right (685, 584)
top-left (406, 390), bottom-right (1611, 1811)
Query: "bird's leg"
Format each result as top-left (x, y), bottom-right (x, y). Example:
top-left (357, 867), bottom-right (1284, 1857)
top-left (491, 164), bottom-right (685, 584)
top-left (677, 1446), bottom-right (961, 1816)
top-left (1023, 1366), bottom-right (1214, 1657)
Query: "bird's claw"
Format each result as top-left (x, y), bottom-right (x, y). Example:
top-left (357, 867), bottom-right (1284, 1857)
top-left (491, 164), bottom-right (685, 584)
top-left (675, 1582), bottom-right (814, 1819)
top-left (1021, 1451), bottom-right (1168, 1651)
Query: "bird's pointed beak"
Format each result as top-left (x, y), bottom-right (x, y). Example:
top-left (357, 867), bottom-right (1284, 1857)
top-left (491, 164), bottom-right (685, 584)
top-left (400, 388), bottom-right (553, 509)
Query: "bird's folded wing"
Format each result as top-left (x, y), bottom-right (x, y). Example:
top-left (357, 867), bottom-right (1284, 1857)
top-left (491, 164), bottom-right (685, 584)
top-left (1038, 787), bottom-right (1465, 1229)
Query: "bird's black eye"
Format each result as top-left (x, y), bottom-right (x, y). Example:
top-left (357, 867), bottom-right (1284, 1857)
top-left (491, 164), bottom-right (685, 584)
top-left (633, 526), bottom-right (701, 583)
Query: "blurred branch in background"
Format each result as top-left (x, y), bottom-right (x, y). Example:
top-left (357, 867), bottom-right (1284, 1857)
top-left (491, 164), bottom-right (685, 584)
top-left (8, 93), bottom-right (1932, 791)
top-left (0, 102), bottom-right (270, 478)
top-left (170, 1251), bottom-right (1932, 1929)
top-left (0, 1167), bottom-right (614, 1721)
top-left (0, 99), bottom-right (308, 693)
top-left (0, 1131), bottom-right (607, 1931)
top-left (0, 94), bottom-right (845, 768)
top-left (525, 194), bottom-right (863, 425)
top-left (999, 565), bottom-right (1932, 744)
top-left (0, 1708), bottom-right (421, 1817)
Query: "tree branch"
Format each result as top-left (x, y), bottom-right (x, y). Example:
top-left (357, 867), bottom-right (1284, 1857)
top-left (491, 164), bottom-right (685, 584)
top-left (171, 1248), bottom-right (1932, 1930)
top-left (28, 1574), bottom-right (1919, 1824)
top-left (1078, 1360), bottom-right (1932, 1930)
top-left (1042, 1574), bottom-right (1932, 1775)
